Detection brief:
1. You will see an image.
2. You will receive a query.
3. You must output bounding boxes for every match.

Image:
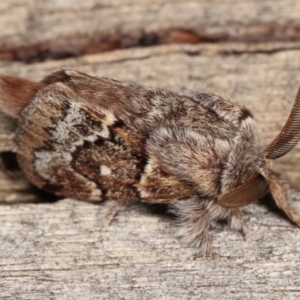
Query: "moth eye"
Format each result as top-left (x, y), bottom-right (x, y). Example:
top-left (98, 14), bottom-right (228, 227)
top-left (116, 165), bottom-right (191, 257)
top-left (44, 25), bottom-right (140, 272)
top-left (265, 86), bottom-right (300, 159)
top-left (218, 174), bottom-right (269, 208)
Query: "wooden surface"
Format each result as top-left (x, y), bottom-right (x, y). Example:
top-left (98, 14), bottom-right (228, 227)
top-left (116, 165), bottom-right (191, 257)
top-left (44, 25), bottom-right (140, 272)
top-left (1, 1), bottom-right (300, 299)
top-left (2, 0), bottom-right (300, 61)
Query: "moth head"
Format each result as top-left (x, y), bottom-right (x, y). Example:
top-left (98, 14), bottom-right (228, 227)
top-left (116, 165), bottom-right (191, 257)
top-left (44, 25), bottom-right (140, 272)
top-left (218, 87), bottom-right (300, 226)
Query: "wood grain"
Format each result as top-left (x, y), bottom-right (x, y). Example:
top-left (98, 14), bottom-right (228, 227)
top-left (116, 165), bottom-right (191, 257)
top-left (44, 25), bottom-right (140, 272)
top-left (2, 0), bottom-right (300, 61)
top-left (1, 196), bottom-right (300, 299)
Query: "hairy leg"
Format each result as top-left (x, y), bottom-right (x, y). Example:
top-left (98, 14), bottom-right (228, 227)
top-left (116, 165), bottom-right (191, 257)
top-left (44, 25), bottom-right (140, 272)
top-left (268, 170), bottom-right (300, 226)
top-left (170, 196), bottom-right (214, 254)
top-left (170, 195), bottom-right (247, 255)
top-left (206, 200), bottom-right (248, 236)
top-left (100, 200), bottom-right (124, 230)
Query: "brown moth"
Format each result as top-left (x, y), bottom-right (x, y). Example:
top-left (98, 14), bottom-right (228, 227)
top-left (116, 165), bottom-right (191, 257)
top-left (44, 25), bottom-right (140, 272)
top-left (0, 69), bottom-right (300, 255)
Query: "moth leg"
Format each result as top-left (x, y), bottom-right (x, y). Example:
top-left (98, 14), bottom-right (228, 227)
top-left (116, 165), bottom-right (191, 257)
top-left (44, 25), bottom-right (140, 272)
top-left (206, 201), bottom-right (248, 237)
top-left (170, 196), bottom-right (249, 255)
top-left (170, 196), bottom-right (216, 256)
top-left (100, 200), bottom-right (124, 230)
top-left (228, 209), bottom-right (249, 237)
top-left (268, 170), bottom-right (300, 226)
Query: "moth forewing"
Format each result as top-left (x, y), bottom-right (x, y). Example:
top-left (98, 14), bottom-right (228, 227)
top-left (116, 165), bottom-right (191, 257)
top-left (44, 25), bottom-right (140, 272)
top-left (16, 82), bottom-right (194, 203)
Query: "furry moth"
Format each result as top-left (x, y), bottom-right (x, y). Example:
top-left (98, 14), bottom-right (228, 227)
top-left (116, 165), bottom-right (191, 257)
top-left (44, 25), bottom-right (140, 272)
top-left (1, 69), bottom-right (300, 255)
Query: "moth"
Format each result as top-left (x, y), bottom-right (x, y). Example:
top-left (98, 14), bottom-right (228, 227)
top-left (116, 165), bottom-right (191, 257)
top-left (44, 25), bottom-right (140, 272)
top-left (0, 69), bottom-right (300, 255)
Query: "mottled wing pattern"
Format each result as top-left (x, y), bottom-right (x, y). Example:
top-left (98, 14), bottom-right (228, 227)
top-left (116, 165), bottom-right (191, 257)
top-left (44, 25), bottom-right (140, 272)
top-left (16, 82), bottom-right (194, 202)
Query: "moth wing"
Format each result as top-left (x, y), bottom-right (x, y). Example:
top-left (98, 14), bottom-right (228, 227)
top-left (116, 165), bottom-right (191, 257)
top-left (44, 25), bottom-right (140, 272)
top-left (16, 80), bottom-right (194, 202)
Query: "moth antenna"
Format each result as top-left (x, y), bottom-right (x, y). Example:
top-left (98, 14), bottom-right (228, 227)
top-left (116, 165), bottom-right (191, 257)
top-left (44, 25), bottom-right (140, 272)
top-left (265, 86), bottom-right (300, 159)
top-left (0, 74), bottom-right (45, 118)
top-left (218, 174), bottom-right (269, 208)
top-left (268, 170), bottom-right (300, 226)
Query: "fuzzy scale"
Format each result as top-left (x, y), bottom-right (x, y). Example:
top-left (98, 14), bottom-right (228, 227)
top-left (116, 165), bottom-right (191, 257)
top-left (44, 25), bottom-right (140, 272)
top-left (2, 69), bottom-right (299, 255)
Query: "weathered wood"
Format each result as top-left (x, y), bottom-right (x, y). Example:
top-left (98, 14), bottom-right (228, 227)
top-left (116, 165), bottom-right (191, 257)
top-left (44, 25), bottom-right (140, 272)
top-left (1, 196), bottom-right (300, 299)
top-left (2, 0), bottom-right (300, 61)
